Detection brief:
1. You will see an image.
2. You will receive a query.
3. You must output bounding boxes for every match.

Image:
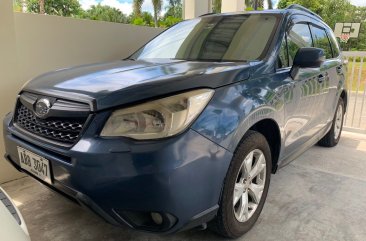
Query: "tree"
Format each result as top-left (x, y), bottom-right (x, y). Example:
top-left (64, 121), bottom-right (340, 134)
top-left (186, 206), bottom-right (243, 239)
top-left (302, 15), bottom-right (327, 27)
top-left (152, 0), bottom-right (163, 27)
top-left (27, 0), bottom-right (82, 16)
top-left (39, 0), bottom-right (45, 14)
top-left (82, 4), bottom-right (128, 23)
top-left (132, 0), bottom-right (162, 27)
top-left (268, 0), bottom-right (273, 9)
top-left (129, 11), bottom-right (154, 26)
top-left (212, 0), bottom-right (221, 13)
top-left (277, 0), bottom-right (366, 50)
top-left (13, 0), bottom-right (25, 12)
top-left (133, 0), bottom-right (144, 16)
top-left (160, 16), bottom-right (181, 27)
top-left (245, 0), bottom-right (274, 10)
top-left (165, 0), bottom-right (182, 19)
top-left (277, 0), bottom-right (325, 14)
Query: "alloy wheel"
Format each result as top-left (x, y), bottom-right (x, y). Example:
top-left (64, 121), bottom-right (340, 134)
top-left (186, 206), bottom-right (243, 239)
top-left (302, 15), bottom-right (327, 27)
top-left (233, 149), bottom-right (266, 222)
top-left (334, 103), bottom-right (343, 139)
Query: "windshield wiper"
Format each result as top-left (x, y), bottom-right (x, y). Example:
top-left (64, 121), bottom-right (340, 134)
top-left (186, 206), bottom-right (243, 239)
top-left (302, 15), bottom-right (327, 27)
top-left (174, 58), bottom-right (246, 63)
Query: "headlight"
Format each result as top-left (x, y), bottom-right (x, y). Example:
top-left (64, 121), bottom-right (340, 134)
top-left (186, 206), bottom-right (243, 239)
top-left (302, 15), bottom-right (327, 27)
top-left (100, 89), bottom-right (214, 139)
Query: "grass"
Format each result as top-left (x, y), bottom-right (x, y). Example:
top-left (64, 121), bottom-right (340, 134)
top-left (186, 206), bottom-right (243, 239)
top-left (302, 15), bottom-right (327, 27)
top-left (347, 62), bottom-right (366, 92)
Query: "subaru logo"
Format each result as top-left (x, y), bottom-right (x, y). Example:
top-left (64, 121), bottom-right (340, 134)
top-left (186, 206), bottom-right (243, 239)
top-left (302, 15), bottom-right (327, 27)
top-left (34, 98), bottom-right (51, 118)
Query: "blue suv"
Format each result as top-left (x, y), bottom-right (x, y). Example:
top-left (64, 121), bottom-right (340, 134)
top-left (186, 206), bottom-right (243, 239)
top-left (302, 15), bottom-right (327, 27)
top-left (3, 5), bottom-right (346, 238)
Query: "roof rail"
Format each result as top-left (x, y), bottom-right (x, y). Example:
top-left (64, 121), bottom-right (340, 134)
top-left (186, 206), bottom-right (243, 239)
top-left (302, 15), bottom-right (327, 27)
top-left (286, 4), bottom-right (323, 20)
top-left (199, 12), bottom-right (215, 17)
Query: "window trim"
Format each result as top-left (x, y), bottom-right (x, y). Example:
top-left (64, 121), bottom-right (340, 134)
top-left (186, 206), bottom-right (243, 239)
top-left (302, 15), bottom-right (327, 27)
top-left (326, 30), bottom-right (341, 58)
top-left (276, 32), bottom-right (291, 70)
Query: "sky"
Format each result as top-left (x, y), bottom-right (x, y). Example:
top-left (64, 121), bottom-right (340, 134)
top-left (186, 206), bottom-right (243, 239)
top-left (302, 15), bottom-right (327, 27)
top-left (79, 0), bottom-right (169, 15)
top-left (79, 0), bottom-right (366, 16)
top-left (351, 0), bottom-right (366, 6)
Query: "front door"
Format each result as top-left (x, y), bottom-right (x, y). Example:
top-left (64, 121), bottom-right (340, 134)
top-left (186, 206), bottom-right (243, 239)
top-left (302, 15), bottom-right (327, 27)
top-left (279, 22), bottom-right (325, 158)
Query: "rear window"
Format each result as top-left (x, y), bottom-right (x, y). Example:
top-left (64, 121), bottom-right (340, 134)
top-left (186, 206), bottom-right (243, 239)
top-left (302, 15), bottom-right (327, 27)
top-left (310, 25), bottom-right (333, 59)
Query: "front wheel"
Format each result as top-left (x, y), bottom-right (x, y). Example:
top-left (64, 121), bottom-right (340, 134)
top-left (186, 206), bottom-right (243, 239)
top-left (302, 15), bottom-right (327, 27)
top-left (318, 98), bottom-right (345, 147)
top-left (211, 130), bottom-right (271, 238)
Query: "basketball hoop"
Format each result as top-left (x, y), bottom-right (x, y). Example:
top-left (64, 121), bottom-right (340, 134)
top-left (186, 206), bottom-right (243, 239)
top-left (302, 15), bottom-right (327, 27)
top-left (334, 23), bottom-right (360, 43)
top-left (340, 33), bottom-right (350, 43)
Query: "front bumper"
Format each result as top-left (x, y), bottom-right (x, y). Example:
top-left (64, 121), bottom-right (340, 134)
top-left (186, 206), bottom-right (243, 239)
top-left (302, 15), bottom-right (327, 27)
top-left (3, 112), bottom-right (232, 233)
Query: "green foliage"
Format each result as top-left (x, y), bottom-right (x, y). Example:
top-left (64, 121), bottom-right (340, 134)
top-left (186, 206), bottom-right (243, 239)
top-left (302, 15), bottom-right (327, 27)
top-left (277, 0), bottom-right (325, 14)
top-left (133, 17), bottom-right (146, 25)
top-left (20, 0), bottom-right (185, 28)
top-left (245, 0), bottom-right (273, 10)
top-left (212, 0), bottom-right (222, 13)
top-left (27, 0), bottom-right (81, 16)
top-left (129, 11), bottom-right (154, 26)
top-left (152, 0), bottom-right (163, 27)
top-left (13, 0), bottom-right (23, 12)
top-left (277, 0), bottom-right (366, 51)
top-left (133, 0), bottom-right (144, 16)
top-left (160, 16), bottom-right (182, 27)
top-left (81, 4), bottom-right (128, 23)
top-left (164, 0), bottom-right (182, 18)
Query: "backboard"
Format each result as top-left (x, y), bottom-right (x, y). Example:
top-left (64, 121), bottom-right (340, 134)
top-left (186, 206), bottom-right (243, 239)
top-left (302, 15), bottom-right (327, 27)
top-left (334, 23), bottom-right (361, 43)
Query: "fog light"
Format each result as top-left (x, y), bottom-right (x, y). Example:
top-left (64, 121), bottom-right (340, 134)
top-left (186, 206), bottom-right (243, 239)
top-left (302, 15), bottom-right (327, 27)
top-left (151, 212), bottom-right (163, 225)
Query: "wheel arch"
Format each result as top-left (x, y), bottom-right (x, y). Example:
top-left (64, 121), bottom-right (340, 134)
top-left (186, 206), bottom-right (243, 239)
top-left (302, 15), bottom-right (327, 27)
top-left (248, 118), bottom-right (282, 173)
top-left (340, 90), bottom-right (347, 113)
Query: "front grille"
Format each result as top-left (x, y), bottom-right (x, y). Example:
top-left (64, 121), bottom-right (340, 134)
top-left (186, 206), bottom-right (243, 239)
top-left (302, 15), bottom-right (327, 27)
top-left (14, 94), bottom-right (90, 145)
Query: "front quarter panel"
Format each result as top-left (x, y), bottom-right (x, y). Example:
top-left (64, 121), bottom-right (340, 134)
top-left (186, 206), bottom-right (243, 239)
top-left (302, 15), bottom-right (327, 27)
top-left (192, 74), bottom-right (286, 153)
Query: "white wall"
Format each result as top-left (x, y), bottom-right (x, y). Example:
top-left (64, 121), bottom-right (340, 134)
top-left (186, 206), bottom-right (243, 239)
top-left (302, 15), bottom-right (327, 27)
top-left (0, 1), bottom-right (24, 183)
top-left (221, 0), bottom-right (246, 13)
top-left (184, 0), bottom-right (211, 19)
top-left (14, 13), bottom-right (163, 83)
top-left (0, 11), bottom-right (162, 184)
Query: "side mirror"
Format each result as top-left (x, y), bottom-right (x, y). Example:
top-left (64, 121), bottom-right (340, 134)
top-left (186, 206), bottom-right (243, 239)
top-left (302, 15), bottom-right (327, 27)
top-left (290, 47), bottom-right (325, 79)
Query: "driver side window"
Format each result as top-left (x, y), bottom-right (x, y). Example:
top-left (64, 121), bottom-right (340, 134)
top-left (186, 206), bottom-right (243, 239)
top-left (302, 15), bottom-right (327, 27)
top-left (287, 23), bottom-right (313, 66)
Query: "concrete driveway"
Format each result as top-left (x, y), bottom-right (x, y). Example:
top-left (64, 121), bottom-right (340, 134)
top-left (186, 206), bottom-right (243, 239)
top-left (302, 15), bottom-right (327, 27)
top-left (2, 131), bottom-right (366, 241)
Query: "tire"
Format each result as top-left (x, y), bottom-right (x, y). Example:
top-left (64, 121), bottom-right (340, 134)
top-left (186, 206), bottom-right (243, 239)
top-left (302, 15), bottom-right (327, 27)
top-left (211, 130), bottom-right (272, 238)
top-left (318, 98), bottom-right (345, 147)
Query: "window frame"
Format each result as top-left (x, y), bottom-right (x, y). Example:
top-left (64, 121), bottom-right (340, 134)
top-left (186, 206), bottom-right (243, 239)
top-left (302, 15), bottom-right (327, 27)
top-left (276, 32), bottom-right (290, 70)
top-left (285, 22), bottom-right (313, 67)
top-left (326, 30), bottom-right (341, 58)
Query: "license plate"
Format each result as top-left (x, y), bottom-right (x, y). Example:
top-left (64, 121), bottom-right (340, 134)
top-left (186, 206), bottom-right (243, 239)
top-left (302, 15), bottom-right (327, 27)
top-left (17, 147), bottom-right (52, 184)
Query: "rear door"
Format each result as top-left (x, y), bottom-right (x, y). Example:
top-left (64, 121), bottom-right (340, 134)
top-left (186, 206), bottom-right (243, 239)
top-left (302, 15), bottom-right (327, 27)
top-left (309, 24), bottom-right (341, 128)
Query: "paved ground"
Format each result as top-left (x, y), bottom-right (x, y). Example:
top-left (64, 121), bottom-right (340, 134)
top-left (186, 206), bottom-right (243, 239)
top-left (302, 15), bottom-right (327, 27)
top-left (2, 131), bottom-right (366, 241)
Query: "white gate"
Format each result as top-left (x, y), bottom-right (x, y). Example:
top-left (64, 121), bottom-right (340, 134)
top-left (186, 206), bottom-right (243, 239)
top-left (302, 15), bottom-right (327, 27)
top-left (343, 51), bottom-right (366, 134)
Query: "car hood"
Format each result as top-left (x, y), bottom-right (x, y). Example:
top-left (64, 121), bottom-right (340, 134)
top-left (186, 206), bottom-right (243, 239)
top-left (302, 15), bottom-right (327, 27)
top-left (23, 59), bottom-right (252, 111)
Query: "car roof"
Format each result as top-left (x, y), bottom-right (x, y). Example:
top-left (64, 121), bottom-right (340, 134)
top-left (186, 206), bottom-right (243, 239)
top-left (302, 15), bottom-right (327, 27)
top-left (200, 5), bottom-right (322, 22)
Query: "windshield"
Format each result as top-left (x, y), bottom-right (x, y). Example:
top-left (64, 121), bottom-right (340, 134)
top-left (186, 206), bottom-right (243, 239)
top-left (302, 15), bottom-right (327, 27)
top-left (131, 14), bottom-right (280, 62)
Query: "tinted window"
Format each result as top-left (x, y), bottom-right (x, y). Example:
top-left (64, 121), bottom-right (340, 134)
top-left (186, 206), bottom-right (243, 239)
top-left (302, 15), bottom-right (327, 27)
top-left (287, 23), bottom-right (313, 65)
top-left (310, 25), bottom-right (333, 59)
top-left (131, 14), bottom-right (280, 62)
top-left (278, 36), bottom-right (289, 68)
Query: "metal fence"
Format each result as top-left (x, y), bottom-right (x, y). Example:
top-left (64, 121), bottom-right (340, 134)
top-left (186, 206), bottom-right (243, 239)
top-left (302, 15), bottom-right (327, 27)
top-left (343, 51), bottom-right (366, 134)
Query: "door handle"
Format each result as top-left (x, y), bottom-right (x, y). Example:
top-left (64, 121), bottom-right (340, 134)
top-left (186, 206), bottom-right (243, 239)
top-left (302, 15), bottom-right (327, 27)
top-left (317, 74), bottom-right (325, 83)
top-left (336, 66), bottom-right (343, 75)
